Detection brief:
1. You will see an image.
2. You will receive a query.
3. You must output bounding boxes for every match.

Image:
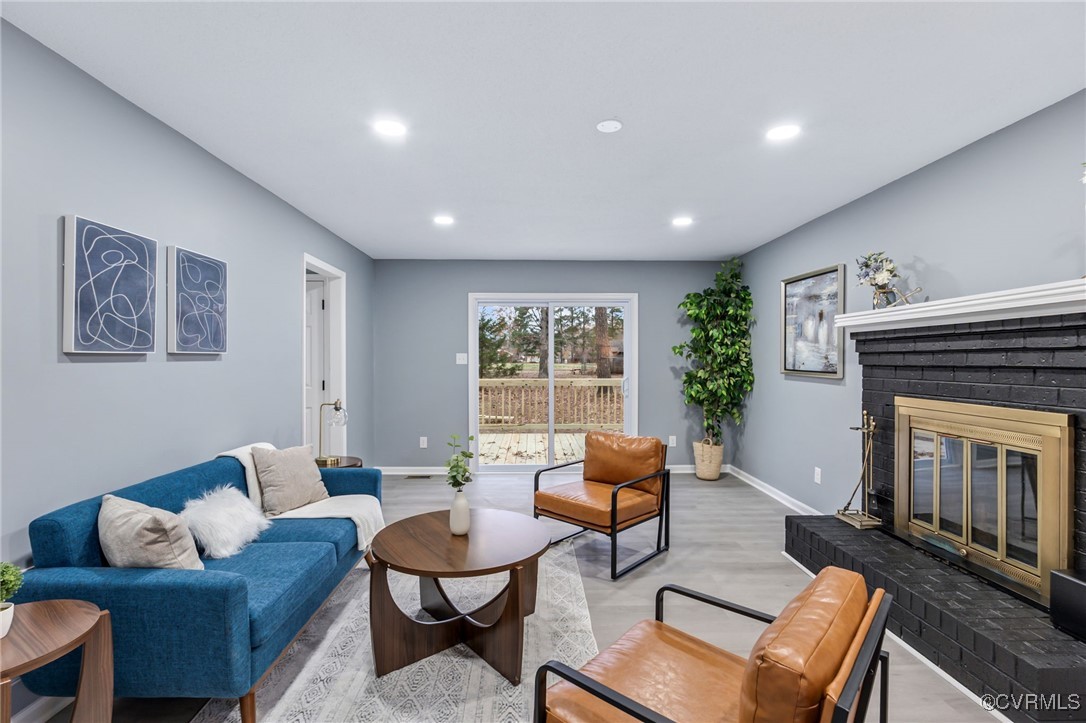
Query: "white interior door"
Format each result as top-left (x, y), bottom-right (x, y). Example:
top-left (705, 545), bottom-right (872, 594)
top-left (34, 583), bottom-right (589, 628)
top-left (305, 280), bottom-right (328, 451)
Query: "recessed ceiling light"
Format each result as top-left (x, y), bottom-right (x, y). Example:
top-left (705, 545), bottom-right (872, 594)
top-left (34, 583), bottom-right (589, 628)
top-left (671, 216), bottom-right (694, 227)
top-left (766, 124), bottom-right (802, 141)
top-left (433, 215), bottom-right (455, 226)
top-left (373, 119), bottom-right (408, 138)
top-left (596, 119), bottom-right (623, 133)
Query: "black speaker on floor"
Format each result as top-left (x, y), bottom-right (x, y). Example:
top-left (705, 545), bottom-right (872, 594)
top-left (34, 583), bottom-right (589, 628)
top-left (1050, 569), bottom-right (1086, 642)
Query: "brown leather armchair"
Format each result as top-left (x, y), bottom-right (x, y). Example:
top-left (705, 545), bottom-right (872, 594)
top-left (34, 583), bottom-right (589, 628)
top-left (534, 431), bottom-right (669, 580)
top-left (535, 566), bottom-right (891, 723)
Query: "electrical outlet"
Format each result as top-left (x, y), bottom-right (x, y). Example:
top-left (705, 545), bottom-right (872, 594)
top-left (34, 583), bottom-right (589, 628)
top-left (455, 353), bottom-right (468, 365)
top-left (814, 466), bottom-right (822, 485)
top-left (420, 437), bottom-right (428, 449)
top-left (668, 436), bottom-right (677, 447)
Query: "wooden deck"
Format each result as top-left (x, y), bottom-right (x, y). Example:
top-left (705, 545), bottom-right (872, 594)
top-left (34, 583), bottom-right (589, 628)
top-left (478, 432), bottom-right (586, 465)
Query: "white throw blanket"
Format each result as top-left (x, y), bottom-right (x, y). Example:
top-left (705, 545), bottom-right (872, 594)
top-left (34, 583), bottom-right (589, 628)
top-left (271, 495), bottom-right (385, 551)
top-left (216, 442), bottom-right (277, 508)
top-left (216, 443), bottom-right (384, 550)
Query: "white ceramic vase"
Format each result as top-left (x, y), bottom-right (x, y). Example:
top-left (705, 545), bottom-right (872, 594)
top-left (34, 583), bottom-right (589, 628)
top-left (450, 489), bottom-right (470, 535)
top-left (0, 602), bottom-right (13, 638)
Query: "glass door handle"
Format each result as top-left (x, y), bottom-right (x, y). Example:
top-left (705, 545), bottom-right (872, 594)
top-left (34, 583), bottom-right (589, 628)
top-left (622, 378), bottom-right (630, 397)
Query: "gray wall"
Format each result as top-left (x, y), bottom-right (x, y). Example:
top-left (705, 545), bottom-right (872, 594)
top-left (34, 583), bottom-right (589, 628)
top-left (1, 22), bottom-right (377, 564)
top-left (372, 261), bottom-right (722, 467)
top-left (735, 91), bottom-right (1086, 514)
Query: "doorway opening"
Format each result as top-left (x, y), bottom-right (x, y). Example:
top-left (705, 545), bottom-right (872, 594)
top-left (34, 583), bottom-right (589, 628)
top-left (468, 293), bottom-right (638, 473)
top-left (302, 254), bottom-right (347, 457)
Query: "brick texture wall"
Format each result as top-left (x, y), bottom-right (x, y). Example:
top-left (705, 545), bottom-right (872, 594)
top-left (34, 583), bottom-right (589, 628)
top-left (852, 312), bottom-right (1086, 571)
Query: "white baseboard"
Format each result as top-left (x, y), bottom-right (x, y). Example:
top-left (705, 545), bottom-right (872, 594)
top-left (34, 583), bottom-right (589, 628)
top-left (780, 551), bottom-right (1009, 722)
top-left (376, 466), bottom-right (444, 476)
top-left (12, 694), bottom-right (71, 723)
top-left (724, 465), bottom-right (822, 515)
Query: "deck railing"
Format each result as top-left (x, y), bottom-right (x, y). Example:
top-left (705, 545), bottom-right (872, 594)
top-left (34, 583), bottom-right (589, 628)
top-left (479, 378), bottom-right (623, 431)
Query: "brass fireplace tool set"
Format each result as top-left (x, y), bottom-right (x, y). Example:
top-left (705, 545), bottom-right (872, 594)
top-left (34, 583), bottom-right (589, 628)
top-left (836, 410), bottom-right (882, 529)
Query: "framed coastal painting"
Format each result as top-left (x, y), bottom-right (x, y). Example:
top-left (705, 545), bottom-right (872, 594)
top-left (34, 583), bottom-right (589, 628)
top-left (168, 246), bottom-right (228, 354)
top-left (780, 264), bottom-right (845, 378)
top-left (63, 215), bottom-right (157, 353)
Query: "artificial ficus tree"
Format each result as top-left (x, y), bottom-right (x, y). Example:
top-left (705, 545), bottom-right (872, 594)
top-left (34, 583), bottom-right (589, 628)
top-left (672, 258), bottom-right (755, 445)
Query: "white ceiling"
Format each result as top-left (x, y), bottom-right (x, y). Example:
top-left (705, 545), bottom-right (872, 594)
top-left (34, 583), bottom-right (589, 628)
top-left (4, 2), bottom-right (1084, 260)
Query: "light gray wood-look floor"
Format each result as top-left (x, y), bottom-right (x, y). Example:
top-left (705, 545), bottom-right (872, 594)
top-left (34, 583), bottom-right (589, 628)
top-left (49, 472), bottom-right (995, 722)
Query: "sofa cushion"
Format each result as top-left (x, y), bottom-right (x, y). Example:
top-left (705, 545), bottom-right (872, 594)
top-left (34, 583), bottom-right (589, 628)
top-left (181, 486), bottom-right (271, 559)
top-left (738, 567), bottom-right (869, 723)
top-left (203, 541), bottom-right (336, 647)
top-left (535, 480), bottom-right (658, 529)
top-left (97, 495), bottom-right (204, 570)
top-left (252, 445), bottom-right (329, 516)
top-left (255, 518), bottom-right (357, 560)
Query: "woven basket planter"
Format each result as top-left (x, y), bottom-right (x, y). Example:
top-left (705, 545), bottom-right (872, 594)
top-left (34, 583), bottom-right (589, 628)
top-left (693, 439), bottom-right (724, 480)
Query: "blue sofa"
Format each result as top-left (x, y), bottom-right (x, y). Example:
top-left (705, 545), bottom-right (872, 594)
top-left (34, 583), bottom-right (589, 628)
top-left (14, 457), bottom-right (381, 716)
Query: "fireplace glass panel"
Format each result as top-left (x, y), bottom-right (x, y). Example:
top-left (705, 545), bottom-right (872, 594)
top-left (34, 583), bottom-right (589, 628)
top-left (970, 443), bottom-right (1000, 551)
top-left (911, 430), bottom-right (935, 526)
top-left (1005, 449), bottom-right (1039, 568)
top-left (938, 437), bottom-right (964, 537)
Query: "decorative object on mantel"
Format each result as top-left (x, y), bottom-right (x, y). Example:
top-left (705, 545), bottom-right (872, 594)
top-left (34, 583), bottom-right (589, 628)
top-left (673, 259), bottom-right (754, 480)
top-left (315, 399), bottom-right (348, 467)
top-left (780, 264), bottom-right (844, 378)
top-left (856, 251), bottom-right (923, 309)
top-left (445, 434), bottom-right (474, 534)
top-left (0, 561), bottom-right (23, 638)
top-left (168, 246), bottom-right (227, 353)
top-left (63, 215), bottom-right (157, 353)
top-left (835, 411), bottom-right (881, 530)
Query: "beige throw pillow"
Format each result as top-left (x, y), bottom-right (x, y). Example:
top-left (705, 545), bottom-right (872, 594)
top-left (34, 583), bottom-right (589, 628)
top-left (252, 445), bottom-right (329, 516)
top-left (98, 494), bottom-right (204, 570)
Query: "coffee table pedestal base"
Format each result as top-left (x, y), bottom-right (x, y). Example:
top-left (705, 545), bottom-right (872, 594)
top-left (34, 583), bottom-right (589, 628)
top-left (371, 560), bottom-right (538, 685)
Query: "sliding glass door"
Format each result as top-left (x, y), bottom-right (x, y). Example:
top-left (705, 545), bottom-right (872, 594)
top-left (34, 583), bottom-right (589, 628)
top-left (469, 294), bottom-right (637, 471)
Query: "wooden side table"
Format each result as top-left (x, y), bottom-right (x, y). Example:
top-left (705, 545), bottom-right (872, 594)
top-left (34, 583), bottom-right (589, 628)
top-left (0, 600), bottom-right (112, 723)
top-left (315, 455), bottom-right (363, 468)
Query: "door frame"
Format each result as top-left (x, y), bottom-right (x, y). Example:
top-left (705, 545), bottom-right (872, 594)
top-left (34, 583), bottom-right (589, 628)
top-left (467, 292), bottom-right (639, 475)
top-left (302, 254), bottom-right (347, 454)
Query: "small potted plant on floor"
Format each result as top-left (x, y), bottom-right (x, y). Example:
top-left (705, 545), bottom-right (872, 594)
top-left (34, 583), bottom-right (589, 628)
top-left (446, 434), bottom-right (475, 535)
top-left (673, 259), bottom-right (755, 480)
top-left (0, 562), bottom-right (24, 638)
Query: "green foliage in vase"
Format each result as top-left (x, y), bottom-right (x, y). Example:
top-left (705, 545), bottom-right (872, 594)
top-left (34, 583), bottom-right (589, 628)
top-left (0, 562), bottom-right (23, 603)
top-left (672, 259), bottom-right (755, 445)
top-left (445, 434), bottom-right (475, 490)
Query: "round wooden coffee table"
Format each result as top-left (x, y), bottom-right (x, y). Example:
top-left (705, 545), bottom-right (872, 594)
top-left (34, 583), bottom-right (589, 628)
top-left (0, 600), bottom-right (112, 723)
top-left (369, 508), bottom-right (551, 685)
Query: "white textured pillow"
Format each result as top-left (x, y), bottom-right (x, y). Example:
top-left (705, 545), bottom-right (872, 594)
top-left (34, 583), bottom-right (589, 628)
top-left (181, 486), bottom-right (271, 558)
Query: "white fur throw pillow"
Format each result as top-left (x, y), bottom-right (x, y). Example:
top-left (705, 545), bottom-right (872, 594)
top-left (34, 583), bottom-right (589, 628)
top-left (181, 486), bottom-right (271, 558)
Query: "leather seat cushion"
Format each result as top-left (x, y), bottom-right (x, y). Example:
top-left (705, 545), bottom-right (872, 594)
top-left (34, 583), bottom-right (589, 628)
top-left (535, 480), bottom-right (658, 528)
top-left (738, 567), bottom-right (870, 723)
top-left (546, 620), bottom-right (746, 723)
top-left (582, 432), bottom-right (666, 496)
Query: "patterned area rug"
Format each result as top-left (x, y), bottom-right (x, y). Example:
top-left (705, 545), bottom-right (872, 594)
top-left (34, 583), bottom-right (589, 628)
top-left (193, 541), bottom-right (597, 722)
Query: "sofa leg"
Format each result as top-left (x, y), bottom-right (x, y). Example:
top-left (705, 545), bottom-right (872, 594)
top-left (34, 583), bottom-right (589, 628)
top-left (240, 690), bottom-right (256, 723)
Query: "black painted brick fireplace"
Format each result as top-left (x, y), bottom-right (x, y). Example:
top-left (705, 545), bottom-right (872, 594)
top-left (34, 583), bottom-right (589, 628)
top-left (784, 311), bottom-right (1086, 722)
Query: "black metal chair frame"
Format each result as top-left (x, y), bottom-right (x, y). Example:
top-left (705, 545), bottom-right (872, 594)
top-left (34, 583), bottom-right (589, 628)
top-left (534, 459), bottom-right (670, 580)
top-left (534, 583), bottom-right (892, 723)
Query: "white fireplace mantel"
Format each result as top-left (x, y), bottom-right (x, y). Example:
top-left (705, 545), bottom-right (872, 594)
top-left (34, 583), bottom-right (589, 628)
top-left (835, 278), bottom-right (1086, 334)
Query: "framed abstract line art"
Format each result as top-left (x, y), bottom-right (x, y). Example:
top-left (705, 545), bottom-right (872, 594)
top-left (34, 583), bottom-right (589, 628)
top-left (781, 264), bottom-right (845, 378)
top-left (63, 215), bottom-right (157, 353)
top-left (168, 246), bottom-right (228, 354)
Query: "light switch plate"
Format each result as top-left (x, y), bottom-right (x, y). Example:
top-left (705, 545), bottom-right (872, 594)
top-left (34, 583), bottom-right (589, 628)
top-left (455, 353), bottom-right (468, 365)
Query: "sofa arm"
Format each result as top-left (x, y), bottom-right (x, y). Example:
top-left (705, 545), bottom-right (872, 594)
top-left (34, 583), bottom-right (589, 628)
top-left (12, 566), bottom-right (252, 698)
top-left (321, 466), bottom-right (382, 501)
